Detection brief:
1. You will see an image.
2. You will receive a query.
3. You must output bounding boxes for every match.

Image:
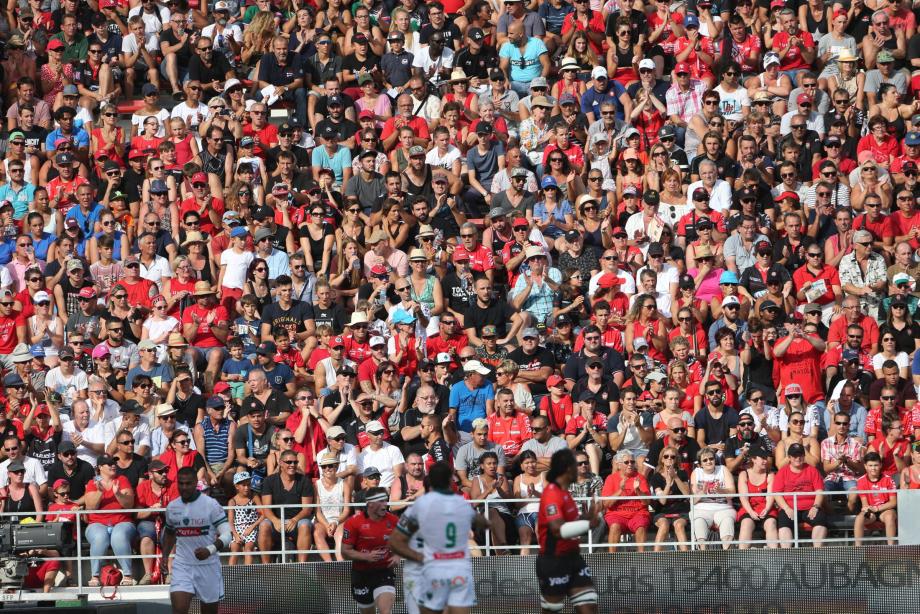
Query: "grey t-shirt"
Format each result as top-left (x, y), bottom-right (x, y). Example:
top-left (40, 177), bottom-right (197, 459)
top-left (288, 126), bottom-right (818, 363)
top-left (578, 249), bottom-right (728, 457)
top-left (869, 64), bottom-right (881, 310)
top-left (520, 436), bottom-right (568, 460)
top-left (864, 69), bottom-right (908, 96)
top-left (497, 11), bottom-right (546, 37)
top-left (454, 441), bottom-right (506, 478)
top-left (466, 143), bottom-right (505, 192)
top-left (345, 172), bottom-right (388, 213)
top-left (491, 190), bottom-right (536, 217)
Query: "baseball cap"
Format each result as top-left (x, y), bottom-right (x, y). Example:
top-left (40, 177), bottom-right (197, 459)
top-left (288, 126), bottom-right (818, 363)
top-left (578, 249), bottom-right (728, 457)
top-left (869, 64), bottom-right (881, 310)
top-left (58, 441), bottom-right (76, 454)
top-left (91, 344), bottom-right (111, 359)
top-left (796, 92), bottom-right (813, 106)
top-left (905, 132), bottom-right (920, 147)
top-left (435, 352), bottom-right (452, 365)
top-left (766, 269), bottom-right (783, 284)
top-left (475, 122), bottom-right (494, 135)
top-left (721, 295), bottom-right (740, 308)
top-left (150, 179), bottom-right (169, 194)
top-left (369, 336), bottom-right (386, 348)
top-left (256, 341), bottom-right (277, 355)
top-left (547, 375), bottom-right (564, 389)
top-left (760, 299), bottom-right (780, 312)
top-left (577, 390), bottom-right (597, 403)
top-left (674, 62), bottom-right (691, 75)
top-left (233, 471), bottom-right (252, 485)
top-left (468, 27), bottom-right (485, 41)
top-left (230, 226), bottom-right (249, 239)
top-left (559, 93), bottom-right (578, 106)
top-left (787, 443), bottom-right (806, 457)
top-left (591, 66), bottom-right (608, 80)
top-left (877, 50), bottom-right (894, 64)
top-left (647, 242), bottom-right (664, 257)
top-left (462, 359), bottom-right (491, 375)
top-left (365, 420), bottom-right (385, 434)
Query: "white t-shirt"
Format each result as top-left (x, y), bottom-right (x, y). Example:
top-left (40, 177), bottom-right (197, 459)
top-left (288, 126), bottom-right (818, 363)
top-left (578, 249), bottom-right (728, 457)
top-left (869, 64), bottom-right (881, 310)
top-left (713, 85), bottom-right (750, 122)
top-left (121, 30), bottom-right (161, 54)
top-left (357, 442), bottom-right (405, 488)
top-left (127, 5), bottom-right (170, 36)
top-left (131, 108), bottom-right (171, 138)
top-left (588, 268), bottom-right (636, 297)
top-left (140, 255), bottom-right (173, 285)
top-left (425, 146), bottom-right (462, 171)
top-left (411, 48), bottom-right (454, 82)
top-left (103, 416), bottom-right (152, 451)
top-left (45, 367), bottom-right (89, 408)
top-left (62, 422), bottom-right (106, 466)
top-left (0, 456), bottom-right (47, 488)
top-left (316, 443), bottom-right (358, 475)
top-left (220, 248), bottom-right (254, 290)
top-left (686, 179), bottom-right (733, 213)
top-left (171, 101), bottom-right (210, 131)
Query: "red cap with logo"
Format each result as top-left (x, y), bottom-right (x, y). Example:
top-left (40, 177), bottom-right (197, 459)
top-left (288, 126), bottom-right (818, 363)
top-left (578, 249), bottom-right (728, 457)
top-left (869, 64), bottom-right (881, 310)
top-left (674, 62), bottom-right (691, 74)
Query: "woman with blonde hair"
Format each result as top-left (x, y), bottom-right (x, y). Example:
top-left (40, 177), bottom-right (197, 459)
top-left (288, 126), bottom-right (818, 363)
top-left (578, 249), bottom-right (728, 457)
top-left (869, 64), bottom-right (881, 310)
top-left (91, 102), bottom-right (125, 161)
top-left (650, 444), bottom-right (690, 551)
top-left (241, 12), bottom-right (277, 69)
top-left (313, 452), bottom-right (352, 562)
top-left (494, 360), bottom-right (535, 415)
top-left (224, 180), bottom-right (255, 218)
top-left (266, 428), bottom-right (307, 475)
top-left (565, 31), bottom-right (599, 82)
top-left (166, 116), bottom-right (199, 167)
top-left (162, 255), bottom-right (197, 318)
top-left (139, 158), bottom-right (179, 232)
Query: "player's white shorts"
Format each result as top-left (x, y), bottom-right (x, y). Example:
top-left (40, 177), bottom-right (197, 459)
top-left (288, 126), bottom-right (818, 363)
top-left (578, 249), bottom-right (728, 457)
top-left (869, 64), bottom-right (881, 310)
top-left (416, 563), bottom-right (476, 611)
top-left (403, 561), bottom-right (423, 614)
top-left (169, 561), bottom-right (224, 604)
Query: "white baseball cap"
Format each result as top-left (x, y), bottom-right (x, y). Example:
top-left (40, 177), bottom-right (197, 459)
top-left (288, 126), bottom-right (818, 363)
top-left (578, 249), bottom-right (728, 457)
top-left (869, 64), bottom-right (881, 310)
top-left (591, 66), bottom-right (608, 80)
top-left (463, 359), bottom-right (491, 375)
top-left (638, 58), bottom-right (656, 71)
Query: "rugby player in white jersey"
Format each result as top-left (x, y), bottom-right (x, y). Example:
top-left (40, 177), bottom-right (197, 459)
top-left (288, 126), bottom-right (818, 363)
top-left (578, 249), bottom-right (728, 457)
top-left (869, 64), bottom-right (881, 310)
top-left (390, 462), bottom-right (489, 614)
top-left (161, 467), bottom-right (232, 614)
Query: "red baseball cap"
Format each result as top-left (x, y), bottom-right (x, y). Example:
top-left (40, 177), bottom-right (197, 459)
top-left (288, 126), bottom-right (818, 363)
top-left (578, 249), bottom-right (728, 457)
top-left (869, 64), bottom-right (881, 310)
top-left (129, 149), bottom-right (148, 159)
top-left (512, 217), bottom-right (528, 228)
top-left (774, 191), bottom-right (800, 203)
top-left (597, 273), bottom-right (621, 289)
top-left (796, 93), bottom-right (813, 106)
top-left (331, 335), bottom-right (345, 348)
top-left (358, 109), bottom-right (374, 120)
top-left (213, 382), bottom-right (231, 395)
top-left (674, 62), bottom-right (691, 74)
top-left (370, 264), bottom-right (388, 276)
top-left (46, 39), bottom-right (65, 51)
top-left (79, 286), bottom-right (97, 299)
top-left (191, 172), bottom-right (208, 184)
top-left (452, 250), bottom-right (470, 263)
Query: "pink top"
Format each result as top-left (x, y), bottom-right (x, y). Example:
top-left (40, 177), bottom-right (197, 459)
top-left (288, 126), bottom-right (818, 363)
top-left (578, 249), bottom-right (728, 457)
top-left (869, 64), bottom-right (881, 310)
top-left (688, 267), bottom-right (724, 303)
top-left (356, 95), bottom-right (393, 130)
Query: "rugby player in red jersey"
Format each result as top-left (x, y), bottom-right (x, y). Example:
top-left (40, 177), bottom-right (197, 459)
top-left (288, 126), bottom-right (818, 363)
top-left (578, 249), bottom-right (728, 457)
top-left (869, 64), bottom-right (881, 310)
top-left (536, 449), bottom-right (602, 614)
top-left (342, 487), bottom-right (400, 614)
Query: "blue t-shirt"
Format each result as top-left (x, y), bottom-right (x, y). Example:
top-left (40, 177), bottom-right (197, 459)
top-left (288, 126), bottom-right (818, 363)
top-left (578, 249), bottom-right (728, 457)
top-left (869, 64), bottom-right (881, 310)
top-left (581, 81), bottom-right (627, 120)
top-left (311, 145), bottom-right (352, 185)
top-left (537, 2), bottom-right (574, 35)
top-left (262, 362), bottom-right (294, 393)
top-left (66, 203), bottom-right (105, 237)
top-left (232, 317), bottom-right (262, 355)
top-left (222, 357), bottom-right (254, 377)
top-left (498, 38), bottom-right (548, 83)
top-left (449, 380), bottom-right (495, 433)
top-left (126, 362), bottom-right (175, 391)
top-left (0, 182), bottom-right (36, 220)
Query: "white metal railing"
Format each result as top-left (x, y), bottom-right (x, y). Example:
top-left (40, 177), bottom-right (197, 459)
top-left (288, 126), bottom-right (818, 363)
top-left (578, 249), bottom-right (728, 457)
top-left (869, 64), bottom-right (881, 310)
top-left (3, 488), bottom-right (899, 595)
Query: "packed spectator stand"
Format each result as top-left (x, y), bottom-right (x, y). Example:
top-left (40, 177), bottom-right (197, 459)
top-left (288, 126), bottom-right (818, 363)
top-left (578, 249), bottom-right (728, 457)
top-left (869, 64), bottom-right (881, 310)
top-left (0, 0), bottom-right (916, 591)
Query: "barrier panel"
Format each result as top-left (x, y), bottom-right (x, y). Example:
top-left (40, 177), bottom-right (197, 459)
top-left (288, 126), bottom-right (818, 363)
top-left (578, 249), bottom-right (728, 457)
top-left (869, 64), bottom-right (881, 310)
top-left (209, 546), bottom-right (920, 614)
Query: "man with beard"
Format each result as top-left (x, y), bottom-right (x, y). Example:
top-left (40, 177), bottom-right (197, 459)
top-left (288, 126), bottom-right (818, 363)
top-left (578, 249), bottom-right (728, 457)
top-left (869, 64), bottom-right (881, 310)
top-left (453, 28), bottom-right (498, 82)
top-left (260, 275), bottom-right (316, 347)
top-left (464, 277), bottom-right (522, 347)
top-left (45, 440), bottom-right (94, 502)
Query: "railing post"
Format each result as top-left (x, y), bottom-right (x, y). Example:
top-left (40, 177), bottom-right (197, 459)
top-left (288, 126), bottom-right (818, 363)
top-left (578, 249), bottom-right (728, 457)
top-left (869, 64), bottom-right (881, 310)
top-left (689, 490), bottom-right (696, 551)
top-left (76, 509), bottom-right (83, 591)
top-left (793, 492), bottom-right (799, 548)
top-left (586, 498), bottom-right (593, 555)
top-left (483, 499), bottom-right (490, 557)
top-left (280, 506), bottom-right (287, 564)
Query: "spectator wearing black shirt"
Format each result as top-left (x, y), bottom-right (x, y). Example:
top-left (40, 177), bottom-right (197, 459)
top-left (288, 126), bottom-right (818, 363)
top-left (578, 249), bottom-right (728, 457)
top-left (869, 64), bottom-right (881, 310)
top-left (381, 31), bottom-right (415, 90)
top-left (159, 10), bottom-right (194, 100)
top-left (45, 441), bottom-right (95, 502)
top-left (419, 2), bottom-right (462, 50)
top-left (260, 276), bottom-right (316, 345)
top-left (341, 33), bottom-right (381, 89)
top-left (257, 36), bottom-right (308, 126)
top-left (311, 281), bottom-right (349, 333)
top-left (240, 366), bottom-right (293, 425)
top-left (187, 35), bottom-right (234, 100)
top-left (314, 95), bottom-right (360, 149)
top-left (257, 449), bottom-right (315, 563)
top-left (463, 276), bottom-right (521, 346)
top-left (507, 329), bottom-right (556, 397)
top-left (453, 28), bottom-right (499, 81)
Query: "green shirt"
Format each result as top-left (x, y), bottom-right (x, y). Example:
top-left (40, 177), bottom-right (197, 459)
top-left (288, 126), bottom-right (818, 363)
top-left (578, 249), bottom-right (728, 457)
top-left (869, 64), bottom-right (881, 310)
top-left (51, 33), bottom-right (89, 64)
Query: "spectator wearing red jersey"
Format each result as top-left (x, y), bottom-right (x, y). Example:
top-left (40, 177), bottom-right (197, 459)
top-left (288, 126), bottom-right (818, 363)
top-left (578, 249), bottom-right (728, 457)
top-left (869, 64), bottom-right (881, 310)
top-left (772, 322), bottom-right (826, 406)
top-left (866, 415), bottom-right (909, 477)
top-left (181, 281), bottom-right (230, 392)
top-left (540, 375), bottom-right (573, 434)
top-left (826, 295), bottom-right (880, 355)
top-left (179, 172), bottom-right (226, 236)
top-left (135, 458), bottom-right (179, 585)
top-left (853, 195), bottom-right (895, 253)
top-left (83, 455), bottom-right (137, 585)
top-left (345, 311), bottom-right (374, 368)
top-left (851, 451), bottom-right (898, 546)
top-left (857, 114), bottom-right (901, 168)
top-left (565, 391), bottom-right (609, 476)
top-left (891, 132), bottom-right (920, 184)
top-left (487, 388), bottom-right (533, 462)
top-left (453, 223), bottom-right (495, 283)
top-left (426, 314), bottom-right (468, 370)
top-left (792, 244), bottom-right (842, 322)
top-left (772, 442), bottom-right (827, 548)
top-left (770, 9), bottom-right (816, 80)
top-left (602, 450), bottom-right (652, 552)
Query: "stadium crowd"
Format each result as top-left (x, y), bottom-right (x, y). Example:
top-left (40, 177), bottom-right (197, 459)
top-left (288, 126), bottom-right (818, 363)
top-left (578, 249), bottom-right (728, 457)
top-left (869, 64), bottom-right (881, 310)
top-left (0, 0), bottom-right (917, 591)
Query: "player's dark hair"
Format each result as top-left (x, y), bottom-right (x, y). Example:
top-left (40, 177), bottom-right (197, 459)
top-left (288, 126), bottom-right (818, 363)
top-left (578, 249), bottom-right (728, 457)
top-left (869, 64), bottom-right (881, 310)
top-left (428, 461), bottom-right (453, 490)
top-left (547, 449), bottom-right (576, 482)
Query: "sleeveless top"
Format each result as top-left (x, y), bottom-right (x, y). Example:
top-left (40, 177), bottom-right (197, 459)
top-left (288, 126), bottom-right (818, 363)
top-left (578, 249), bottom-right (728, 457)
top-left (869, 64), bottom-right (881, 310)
top-left (739, 470), bottom-right (770, 517)
top-left (692, 465), bottom-right (730, 506)
top-left (200, 417), bottom-right (231, 465)
top-left (93, 230), bottom-right (125, 262)
top-left (316, 478), bottom-right (345, 520)
top-left (172, 134), bottom-right (195, 166)
top-left (517, 475), bottom-right (545, 515)
top-left (3, 486), bottom-right (37, 523)
top-left (474, 475), bottom-right (511, 515)
top-left (409, 275), bottom-right (436, 312)
top-left (685, 112), bottom-right (711, 158)
top-left (804, 6), bottom-right (828, 38)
